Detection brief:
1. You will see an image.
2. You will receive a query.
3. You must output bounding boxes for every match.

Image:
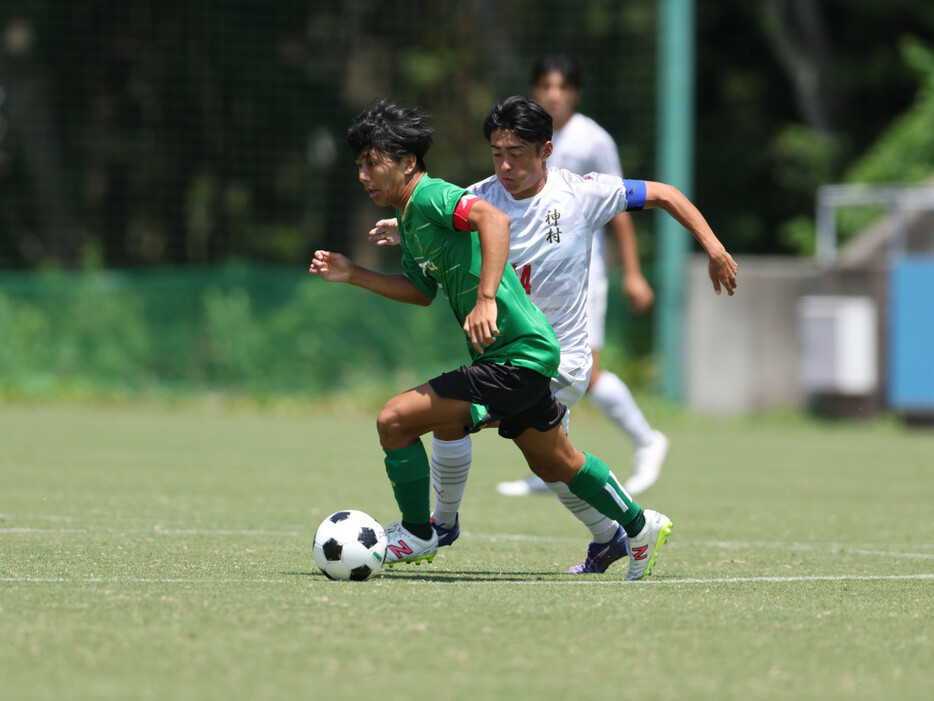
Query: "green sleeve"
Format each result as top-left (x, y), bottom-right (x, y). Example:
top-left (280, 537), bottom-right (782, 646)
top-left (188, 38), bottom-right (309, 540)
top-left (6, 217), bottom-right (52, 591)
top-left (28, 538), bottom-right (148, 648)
top-left (418, 181), bottom-right (472, 231)
top-left (401, 249), bottom-right (439, 301)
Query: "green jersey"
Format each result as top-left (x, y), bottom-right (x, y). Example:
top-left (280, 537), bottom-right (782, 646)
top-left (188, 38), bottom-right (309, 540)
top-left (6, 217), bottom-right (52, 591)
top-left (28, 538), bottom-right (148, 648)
top-left (396, 174), bottom-right (559, 378)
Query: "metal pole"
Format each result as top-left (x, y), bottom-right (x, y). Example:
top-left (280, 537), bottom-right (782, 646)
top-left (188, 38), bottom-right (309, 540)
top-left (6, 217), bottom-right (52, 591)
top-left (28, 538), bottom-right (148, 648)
top-left (815, 187), bottom-right (836, 267)
top-left (655, 0), bottom-right (695, 400)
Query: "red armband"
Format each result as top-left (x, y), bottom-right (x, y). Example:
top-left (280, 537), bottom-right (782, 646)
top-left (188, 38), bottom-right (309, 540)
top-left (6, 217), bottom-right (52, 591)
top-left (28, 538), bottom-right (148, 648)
top-left (452, 194), bottom-right (480, 231)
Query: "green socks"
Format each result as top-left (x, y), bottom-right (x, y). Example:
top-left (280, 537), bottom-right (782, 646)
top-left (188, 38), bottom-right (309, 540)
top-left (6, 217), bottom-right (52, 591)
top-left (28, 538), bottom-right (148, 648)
top-left (386, 445), bottom-right (644, 542)
top-left (384, 441), bottom-right (433, 540)
top-left (568, 452), bottom-right (645, 537)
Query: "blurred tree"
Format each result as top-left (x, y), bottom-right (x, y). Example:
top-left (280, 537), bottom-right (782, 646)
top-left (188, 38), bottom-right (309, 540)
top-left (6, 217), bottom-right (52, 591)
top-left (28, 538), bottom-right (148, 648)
top-left (0, 11), bottom-right (80, 268)
top-left (695, 0), bottom-right (934, 254)
top-left (1, 0), bottom-right (933, 270)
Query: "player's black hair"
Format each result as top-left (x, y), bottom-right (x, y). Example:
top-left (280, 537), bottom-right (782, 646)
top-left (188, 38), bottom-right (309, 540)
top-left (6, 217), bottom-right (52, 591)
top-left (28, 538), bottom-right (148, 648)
top-left (530, 54), bottom-right (583, 90)
top-left (482, 95), bottom-right (553, 150)
top-left (345, 99), bottom-right (434, 171)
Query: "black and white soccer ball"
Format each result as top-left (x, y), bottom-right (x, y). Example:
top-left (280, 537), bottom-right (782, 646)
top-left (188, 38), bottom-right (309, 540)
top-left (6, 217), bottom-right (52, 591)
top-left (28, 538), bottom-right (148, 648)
top-left (313, 510), bottom-right (387, 581)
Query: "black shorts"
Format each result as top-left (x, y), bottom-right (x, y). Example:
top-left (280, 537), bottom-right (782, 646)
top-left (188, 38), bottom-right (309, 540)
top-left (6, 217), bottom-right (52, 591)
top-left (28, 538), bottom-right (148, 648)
top-left (429, 362), bottom-right (567, 439)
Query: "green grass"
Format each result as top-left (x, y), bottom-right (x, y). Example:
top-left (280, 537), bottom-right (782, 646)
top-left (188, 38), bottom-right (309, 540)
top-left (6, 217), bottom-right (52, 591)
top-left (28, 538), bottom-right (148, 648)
top-left (2, 399), bottom-right (933, 701)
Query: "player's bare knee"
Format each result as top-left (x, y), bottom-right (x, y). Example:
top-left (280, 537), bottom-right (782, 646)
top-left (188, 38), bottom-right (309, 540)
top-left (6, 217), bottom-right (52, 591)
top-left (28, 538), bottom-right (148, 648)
top-left (376, 402), bottom-right (405, 442)
top-left (376, 397), bottom-right (422, 447)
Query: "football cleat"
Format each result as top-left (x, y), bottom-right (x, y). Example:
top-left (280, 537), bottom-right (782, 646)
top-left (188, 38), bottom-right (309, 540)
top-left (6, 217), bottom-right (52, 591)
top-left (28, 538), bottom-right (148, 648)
top-left (430, 513), bottom-right (460, 547)
top-left (384, 522), bottom-right (438, 566)
top-left (624, 510), bottom-right (673, 581)
top-left (565, 525), bottom-right (628, 574)
top-left (495, 474), bottom-right (550, 497)
top-left (624, 430), bottom-right (669, 496)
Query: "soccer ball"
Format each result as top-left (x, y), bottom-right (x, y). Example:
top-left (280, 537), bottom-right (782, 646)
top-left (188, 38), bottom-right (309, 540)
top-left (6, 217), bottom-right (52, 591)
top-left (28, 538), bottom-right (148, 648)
top-left (313, 510), bottom-right (387, 581)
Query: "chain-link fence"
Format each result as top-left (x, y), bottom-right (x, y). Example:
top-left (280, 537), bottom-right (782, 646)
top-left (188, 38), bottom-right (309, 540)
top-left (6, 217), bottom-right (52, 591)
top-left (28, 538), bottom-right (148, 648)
top-left (0, 1), bottom-right (658, 271)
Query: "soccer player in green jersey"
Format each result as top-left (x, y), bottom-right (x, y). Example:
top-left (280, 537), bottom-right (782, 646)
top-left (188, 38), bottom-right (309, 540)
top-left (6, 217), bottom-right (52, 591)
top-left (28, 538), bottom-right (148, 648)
top-left (309, 100), bottom-right (671, 580)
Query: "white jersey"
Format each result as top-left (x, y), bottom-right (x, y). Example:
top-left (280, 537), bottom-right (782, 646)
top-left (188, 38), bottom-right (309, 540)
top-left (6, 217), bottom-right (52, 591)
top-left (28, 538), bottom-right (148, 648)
top-left (550, 113), bottom-right (626, 348)
top-left (469, 168), bottom-right (642, 382)
top-left (550, 113), bottom-right (623, 178)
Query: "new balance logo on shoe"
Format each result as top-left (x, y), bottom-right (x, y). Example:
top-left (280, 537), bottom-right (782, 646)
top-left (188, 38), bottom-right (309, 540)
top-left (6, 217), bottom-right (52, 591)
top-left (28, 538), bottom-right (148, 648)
top-left (384, 521), bottom-right (439, 566)
top-left (388, 541), bottom-right (413, 559)
top-left (631, 544), bottom-right (649, 561)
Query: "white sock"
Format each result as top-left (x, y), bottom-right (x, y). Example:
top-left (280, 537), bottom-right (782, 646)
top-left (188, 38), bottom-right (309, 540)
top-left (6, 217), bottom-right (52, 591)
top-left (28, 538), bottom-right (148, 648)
top-left (545, 481), bottom-right (619, 543)
top-left (589, 371), bottom-right (654, 447)
top-left (430, 435), bottom-right (472, 526)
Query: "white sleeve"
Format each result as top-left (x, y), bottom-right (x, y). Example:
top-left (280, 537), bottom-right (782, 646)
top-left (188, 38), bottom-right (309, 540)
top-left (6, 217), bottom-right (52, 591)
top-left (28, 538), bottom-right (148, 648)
top-left (466, 173), bottom-right (498, 198)
top-left (573, 172), bottom-right (629, 231)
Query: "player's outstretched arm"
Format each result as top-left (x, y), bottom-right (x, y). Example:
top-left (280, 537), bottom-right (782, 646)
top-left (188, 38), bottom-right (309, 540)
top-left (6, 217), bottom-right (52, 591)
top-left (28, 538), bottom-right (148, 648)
top-left (309, 250), bottom-right (431, 306)
top-left (643, 181), bottom-right (738, 296)
top-left (463, 200), bottom-right (510, 353)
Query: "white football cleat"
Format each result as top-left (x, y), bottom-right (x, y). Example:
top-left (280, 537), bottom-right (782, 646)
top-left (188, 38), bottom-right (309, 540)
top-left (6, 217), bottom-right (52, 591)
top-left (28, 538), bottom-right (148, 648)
top-left (624, 430), bottom-right (669, 496)
top-left (495, 474), bottom-right (550, 497)
top-left (624, 509), bottom-right (673, 581)
top-left (384, 522), bottom-right (438, 566)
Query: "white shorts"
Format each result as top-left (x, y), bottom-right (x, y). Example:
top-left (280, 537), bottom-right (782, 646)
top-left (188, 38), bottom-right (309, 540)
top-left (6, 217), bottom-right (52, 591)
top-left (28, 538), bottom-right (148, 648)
top-left (550, 350), bottom-right (593, 435)
top-left (586, 229), bottom-right (608, 351)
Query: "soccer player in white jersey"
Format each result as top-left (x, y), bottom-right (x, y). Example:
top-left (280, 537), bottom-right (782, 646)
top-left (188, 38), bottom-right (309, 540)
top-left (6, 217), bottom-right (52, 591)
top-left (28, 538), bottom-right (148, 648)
top-left (369, 96), bottom-right (737, 574)
top-left (497, 55), bottom-right (669, 499)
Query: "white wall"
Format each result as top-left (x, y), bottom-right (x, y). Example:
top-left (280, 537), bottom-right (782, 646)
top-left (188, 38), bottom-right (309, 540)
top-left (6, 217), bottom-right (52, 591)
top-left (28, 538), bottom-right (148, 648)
top-left (683, 255), bottom-right (821, 415)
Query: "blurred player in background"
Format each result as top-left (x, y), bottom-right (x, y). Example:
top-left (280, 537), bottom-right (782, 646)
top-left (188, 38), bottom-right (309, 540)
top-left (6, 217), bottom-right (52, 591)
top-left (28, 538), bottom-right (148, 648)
top-left (496, 55), bottom-right (669, 499)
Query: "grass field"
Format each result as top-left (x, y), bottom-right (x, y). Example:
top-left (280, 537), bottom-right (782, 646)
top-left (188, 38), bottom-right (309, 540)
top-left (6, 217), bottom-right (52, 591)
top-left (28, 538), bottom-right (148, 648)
top-left (2, 398), bottom-right (933, 701)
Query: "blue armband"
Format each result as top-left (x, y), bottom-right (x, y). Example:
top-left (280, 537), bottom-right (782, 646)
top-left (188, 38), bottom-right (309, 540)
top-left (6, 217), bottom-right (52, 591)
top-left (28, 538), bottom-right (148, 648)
top-left (621, 179), bottom-right (647, 211)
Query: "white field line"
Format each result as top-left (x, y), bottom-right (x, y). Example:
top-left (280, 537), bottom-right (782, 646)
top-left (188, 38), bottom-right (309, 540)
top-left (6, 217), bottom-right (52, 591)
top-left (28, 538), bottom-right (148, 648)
top-left (0, 527), bottom-right (305, 537)
top-left (2, 573), bottom-right (934, 586)
top-left (0, 512), bottom-right (310, 532)
top-left (3, 522), bottom-right (934, 561)
top-left (0, 577), bottom-right (290, 584)
top-left (641, 574), bottom-right (934, 585)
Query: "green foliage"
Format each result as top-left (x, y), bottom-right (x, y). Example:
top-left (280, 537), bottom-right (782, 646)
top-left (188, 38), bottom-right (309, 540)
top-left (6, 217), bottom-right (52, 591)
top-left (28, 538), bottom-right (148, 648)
top-left (775, 36), bottom-right (934, 255)
top-left (5, 2), bottom-right (933, 268)
top-left (779, 215), bottom-right (820, 257)
top-left (0, 264), bottom-right (655, 399)
top-left (0, 274), bottom-right (152, 394)
top-left (0, 265), bottom-right (468, 398)
top-left (773, 125), bottom-right (844, 195)
top-left (696, 1), bottom-right (934, 255)
top-left (773, 125), bottom-right (845, 255)
top-left (0, 295), bottom-right (50, 377)
top-left (202, 287), bottom-right (269, 384)
top-left (835, 37), bottom-right (934, 245)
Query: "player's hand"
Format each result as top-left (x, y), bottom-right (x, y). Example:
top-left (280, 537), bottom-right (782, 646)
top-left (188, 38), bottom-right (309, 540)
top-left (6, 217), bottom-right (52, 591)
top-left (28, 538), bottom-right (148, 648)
top-left (368, 218), bottom-right (401, 246)
top-left (623, 273), bottom-right (655, 313)
top-left (309, 250), bottom-right (354, 283)
top-left (708, 249), bottom-right (738, 296)
top-left (463, 297), bottom-right (500, 353)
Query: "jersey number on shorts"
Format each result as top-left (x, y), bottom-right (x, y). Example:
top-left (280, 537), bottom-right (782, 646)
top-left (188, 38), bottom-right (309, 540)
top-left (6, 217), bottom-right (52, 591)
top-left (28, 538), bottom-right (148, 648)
top-left (512, 263), bottom-right (532, 295)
